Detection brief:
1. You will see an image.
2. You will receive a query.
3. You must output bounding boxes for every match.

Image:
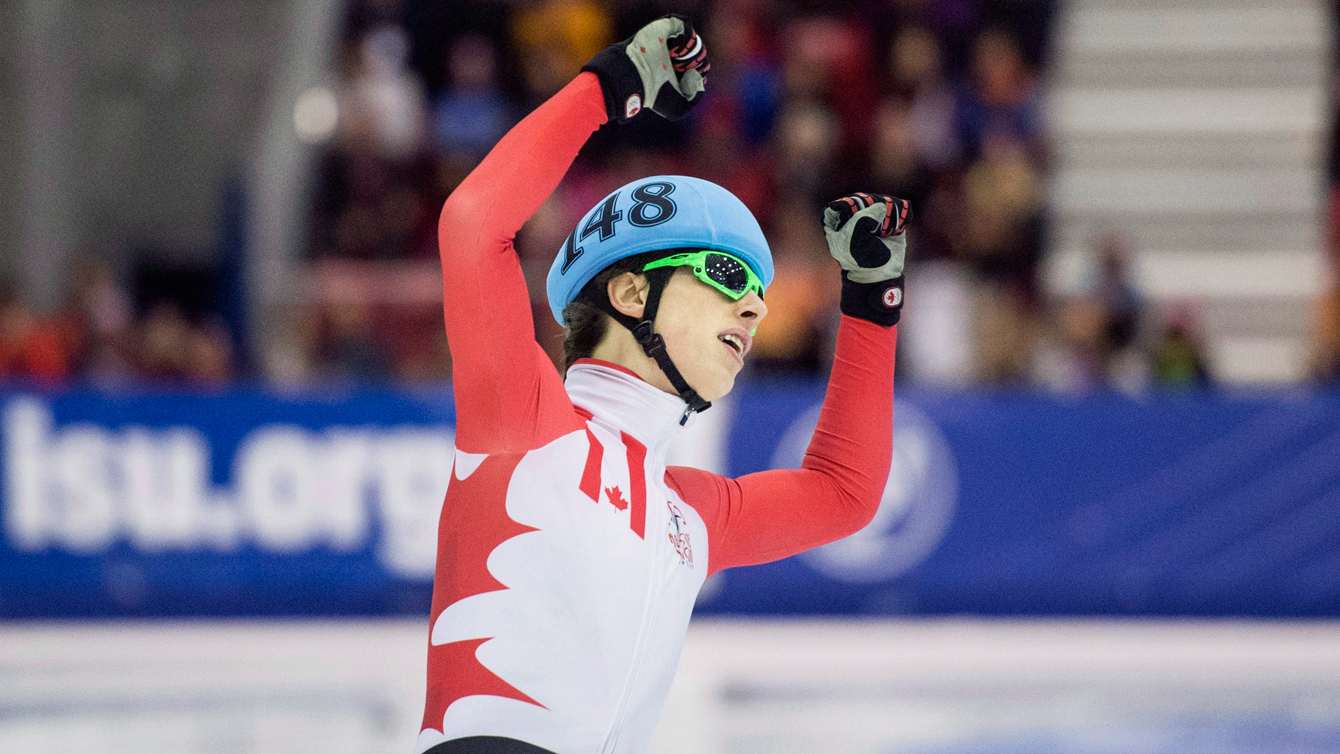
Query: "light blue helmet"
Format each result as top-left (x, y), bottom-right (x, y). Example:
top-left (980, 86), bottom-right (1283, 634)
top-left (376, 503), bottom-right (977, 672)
top-left (546, 175), bottom-right (773, 324)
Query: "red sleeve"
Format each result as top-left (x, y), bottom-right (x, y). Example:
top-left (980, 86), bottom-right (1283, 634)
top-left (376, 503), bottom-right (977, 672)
top-left (439, 73), bottom-right (607, 453)
top-left (665, 317), bottom-right (896, 576)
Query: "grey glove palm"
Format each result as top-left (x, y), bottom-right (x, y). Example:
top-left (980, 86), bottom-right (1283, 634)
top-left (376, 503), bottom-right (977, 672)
top-left (823, 193), bottom-right (909, 284)
top-left (582, 15), bottom-right (709, 122)
top-left (822, 193), bottom-right (910, 326)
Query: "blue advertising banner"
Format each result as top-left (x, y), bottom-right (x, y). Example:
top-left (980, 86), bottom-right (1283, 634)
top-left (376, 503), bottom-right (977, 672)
top-left (2, 385), bottom-right (1339, 618)
top-left (0, 389), bottom-right (456, 617)
top-left (704, 384), bottom-right (1340, 618)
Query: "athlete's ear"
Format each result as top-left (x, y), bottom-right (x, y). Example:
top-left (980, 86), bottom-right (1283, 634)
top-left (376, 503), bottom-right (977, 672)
top-left (606, 272), bottom-right (648, 319)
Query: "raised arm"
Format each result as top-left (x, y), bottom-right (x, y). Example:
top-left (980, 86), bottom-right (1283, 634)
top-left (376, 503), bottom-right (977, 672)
top-left (439, 73), bottom-right (606, 453)
top-left (443, 14), bottom-right (712, 454)
top-left (667, 317), bottom-right (896, 573)
top-left (666, 193), bottom-right (910, 574)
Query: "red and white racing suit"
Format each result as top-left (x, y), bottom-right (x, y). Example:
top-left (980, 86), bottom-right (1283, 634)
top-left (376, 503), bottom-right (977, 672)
top-left (419, 72), bottom-right (897, 754)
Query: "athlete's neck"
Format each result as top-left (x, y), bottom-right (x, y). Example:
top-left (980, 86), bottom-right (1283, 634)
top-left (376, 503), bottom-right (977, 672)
top-left (590, 325), bottom-right (677, 396)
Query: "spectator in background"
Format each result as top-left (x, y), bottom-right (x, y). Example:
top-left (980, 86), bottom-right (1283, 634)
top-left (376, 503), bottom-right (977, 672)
top-left (320, 21), bottom-right (436, 263)
top-left (317, 300), bottom-right (390, 382)
top-left (262, 303), bottom-right (318, 386)
top-left (885, 0), bottom-right (982, 73)
top-left (878, 25), bottom-right (960, 266)
top-left (705, 2), bottom-right (782, 145)
top-left (955, 28), bottom-right (1042, 161)
top-left (510, 0), bottom-right (611, 101)
top-left (0, 285), bottom-right (69, 384)
top-left (137, 302), bottom-right (195, 382)
top-left (888, 26), bottom-right (959, 171)
top-left (184, 320), bottom-right (235, 385)
top-left (339, 24), bottom-right (426, 161)
top-left (748, 195), bottom-right (840, 374)
top-left (783, 17), bottom-right (879, 151)
top-left (1092, 233), bottom-right (1151, 391)
top-left (432, 33), bottom-right (515, 161)
top-left (59, 259), bottom-right (136, 385)
top-left (974, 282), bottom-right (1035, 384)
top-left (773, 99), bottom-right (839, 201)
top-left (868, 98), bottom-right (933, 213)
top-left (958, 127), bottom-right (1044, 382)
top-left (1308, 279), bottom-right (1340, 382)
top-left (137, 302), bottom-right (235, 385)
top-left (1034, 296), bottom-right (1110, 392)
top-left (1033, 234), bottom-right (1152, 393)
top-left (1092, 233), bottom-right (1143, 354)
top-left (774, 17), bottom-right (844, 203)
top-left (690, 102), bottom-right (775, 224)
top-left (1153, 307), bottom-right (1212, 389)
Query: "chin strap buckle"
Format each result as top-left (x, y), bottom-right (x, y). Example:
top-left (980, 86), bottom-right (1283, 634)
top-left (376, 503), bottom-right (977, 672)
top-left (631, 318), bottom-right (711, 425)
top-left (632, 320), bottom-right (661, 353)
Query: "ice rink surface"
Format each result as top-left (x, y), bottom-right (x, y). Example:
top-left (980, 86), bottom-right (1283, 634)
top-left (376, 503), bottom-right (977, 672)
top-left (3, 618), bottom-right (1339, 754)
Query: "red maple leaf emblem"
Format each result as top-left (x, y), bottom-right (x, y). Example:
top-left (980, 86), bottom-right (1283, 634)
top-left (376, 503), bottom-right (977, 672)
top-left (421, 452), bottom-right (544, 733)
top-left (604, 485), bottom-right (629, 511)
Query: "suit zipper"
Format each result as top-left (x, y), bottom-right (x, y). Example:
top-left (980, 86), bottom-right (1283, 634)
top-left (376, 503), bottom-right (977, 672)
top-left (602, 490), bottom-right (662, 753)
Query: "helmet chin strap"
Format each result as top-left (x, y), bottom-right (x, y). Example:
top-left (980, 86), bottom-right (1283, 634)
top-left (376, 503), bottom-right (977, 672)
top-left (598, 266), bottom-right (712, 425)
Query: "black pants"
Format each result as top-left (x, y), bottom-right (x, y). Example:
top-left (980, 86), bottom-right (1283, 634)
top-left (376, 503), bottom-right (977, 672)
top-left (425, 737), bottom-right (558, 754)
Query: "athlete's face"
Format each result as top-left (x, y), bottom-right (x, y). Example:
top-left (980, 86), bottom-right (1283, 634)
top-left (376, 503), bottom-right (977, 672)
top-left (651, 267), bottom-right (768, 401)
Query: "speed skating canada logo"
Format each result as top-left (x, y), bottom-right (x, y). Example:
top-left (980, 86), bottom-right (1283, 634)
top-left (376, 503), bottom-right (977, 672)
top-left (666, 501), bottom-right (693, 567)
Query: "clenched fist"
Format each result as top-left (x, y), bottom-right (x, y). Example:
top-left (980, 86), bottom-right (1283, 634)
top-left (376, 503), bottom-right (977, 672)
top-left (581, 15), bottom-right (710, 123)
top-left (823, 193), bottom-right (910, 326)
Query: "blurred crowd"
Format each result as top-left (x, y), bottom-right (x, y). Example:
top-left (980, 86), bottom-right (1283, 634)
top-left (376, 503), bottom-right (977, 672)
top-left (0, 0), bottom-right (1250, 390)
top-left (0, 260), bottom-right (234, 387)
top-left (280, 0), bottom-right (1232, 393)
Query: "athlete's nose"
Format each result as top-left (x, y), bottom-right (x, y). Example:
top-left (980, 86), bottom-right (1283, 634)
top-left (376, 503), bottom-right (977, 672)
top-left (736, 290), bottom-right (767, 330)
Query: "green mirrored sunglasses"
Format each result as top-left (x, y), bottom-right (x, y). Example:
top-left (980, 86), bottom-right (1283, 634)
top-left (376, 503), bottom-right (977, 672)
top-left (642, 250), bottom-right (765, 301)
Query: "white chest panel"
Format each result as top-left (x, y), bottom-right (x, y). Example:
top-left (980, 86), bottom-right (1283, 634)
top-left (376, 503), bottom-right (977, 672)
top-left (421, 423), bottom-right (710, 754)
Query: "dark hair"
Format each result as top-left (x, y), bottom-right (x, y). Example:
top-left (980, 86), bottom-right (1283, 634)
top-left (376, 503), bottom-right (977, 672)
top-left (560, 250), bottom-right (667, 371)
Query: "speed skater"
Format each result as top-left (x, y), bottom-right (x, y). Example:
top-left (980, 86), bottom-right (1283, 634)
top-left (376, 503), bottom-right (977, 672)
top-left (418, 14), bottom-right (909, 754)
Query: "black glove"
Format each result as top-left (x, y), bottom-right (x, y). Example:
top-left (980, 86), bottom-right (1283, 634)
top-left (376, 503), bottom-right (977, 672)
top-left (822, 193), bottom-right (910, 327)
top-left (581, 14), bottom-right (710, 123)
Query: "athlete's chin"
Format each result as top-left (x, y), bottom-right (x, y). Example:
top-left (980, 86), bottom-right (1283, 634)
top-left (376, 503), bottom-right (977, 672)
top-left (698, 365), bottom-right (739, 402)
